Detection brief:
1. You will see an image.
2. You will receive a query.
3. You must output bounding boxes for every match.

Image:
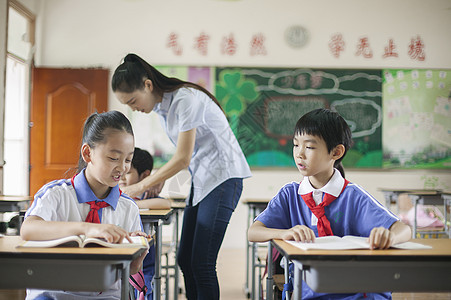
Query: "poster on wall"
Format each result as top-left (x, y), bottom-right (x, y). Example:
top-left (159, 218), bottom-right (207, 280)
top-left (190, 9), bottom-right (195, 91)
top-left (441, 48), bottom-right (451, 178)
top-left (382, 69), bottom-right (451, 169)
top-left (215, 67), bottom-right (383, 168)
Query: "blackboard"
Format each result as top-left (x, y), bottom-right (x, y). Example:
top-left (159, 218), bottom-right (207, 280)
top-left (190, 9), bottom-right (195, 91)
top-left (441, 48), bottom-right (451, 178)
top-left (215, 67), bottom-right (383, 168)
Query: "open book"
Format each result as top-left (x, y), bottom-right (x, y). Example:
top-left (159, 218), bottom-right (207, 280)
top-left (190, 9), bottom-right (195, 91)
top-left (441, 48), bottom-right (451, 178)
top-left (17, 235), bottom-right (149, 249)
top-left (286, 235), bottom-right (432, 250)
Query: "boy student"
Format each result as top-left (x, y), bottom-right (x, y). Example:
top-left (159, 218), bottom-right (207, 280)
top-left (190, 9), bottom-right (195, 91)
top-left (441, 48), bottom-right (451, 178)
top-left (119, 147), bottom-right (170, 300)
top-left (119, 147), bottom-right (171, 209)
top-left (248, 108), bottom-right (411, 299)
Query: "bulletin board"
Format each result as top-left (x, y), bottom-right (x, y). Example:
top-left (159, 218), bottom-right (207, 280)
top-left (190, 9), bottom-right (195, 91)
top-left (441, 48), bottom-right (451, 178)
top-left (215, 67), bottom-right (383, 168)
top-left (382, 69), bottom-right (451, 169)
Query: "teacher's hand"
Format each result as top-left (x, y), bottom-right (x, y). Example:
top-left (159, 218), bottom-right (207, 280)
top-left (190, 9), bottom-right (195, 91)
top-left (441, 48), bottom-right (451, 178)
top-left (143, 181), bottom-right (165, 198)
top-left (121, 183), bottom-right (144, 199)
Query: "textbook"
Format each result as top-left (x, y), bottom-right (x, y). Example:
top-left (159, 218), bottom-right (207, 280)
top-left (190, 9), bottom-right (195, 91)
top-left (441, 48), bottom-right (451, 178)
top-left (286, 235), bottom-right (432, 251)
top-left (17, 235), bottom-right (149, 249)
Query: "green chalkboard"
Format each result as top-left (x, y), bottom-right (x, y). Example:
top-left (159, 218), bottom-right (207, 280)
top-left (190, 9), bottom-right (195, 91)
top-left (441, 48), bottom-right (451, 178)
top-left (215, 68), bottom-right (383, 168)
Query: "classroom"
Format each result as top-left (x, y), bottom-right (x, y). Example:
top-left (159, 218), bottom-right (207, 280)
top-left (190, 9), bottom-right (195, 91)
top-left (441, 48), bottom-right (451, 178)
top-left (0, 0), bottom-right (450, 299)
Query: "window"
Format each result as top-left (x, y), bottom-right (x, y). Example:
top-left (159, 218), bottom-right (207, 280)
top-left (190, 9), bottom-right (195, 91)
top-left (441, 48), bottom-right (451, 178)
top-left (4, 0), bottom-right (35, 195)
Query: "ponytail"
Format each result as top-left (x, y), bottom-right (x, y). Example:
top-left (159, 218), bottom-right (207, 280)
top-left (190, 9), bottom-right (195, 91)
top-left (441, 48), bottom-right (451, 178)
top-left (112, 53), bottom-right (223, 112)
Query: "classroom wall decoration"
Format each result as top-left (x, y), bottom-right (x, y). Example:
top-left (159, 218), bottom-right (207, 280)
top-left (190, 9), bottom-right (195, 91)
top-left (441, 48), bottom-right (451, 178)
top-left (382, 69), bottom-right (451, 169)
top-left (215, 67), bottom-right (383, 168)
top-left (142, 66), bottom-right (449, 170)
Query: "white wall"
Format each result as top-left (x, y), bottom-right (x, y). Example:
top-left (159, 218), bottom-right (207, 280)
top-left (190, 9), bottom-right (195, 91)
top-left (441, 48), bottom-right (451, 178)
top-left (19, 0), bottom-right (451, 248)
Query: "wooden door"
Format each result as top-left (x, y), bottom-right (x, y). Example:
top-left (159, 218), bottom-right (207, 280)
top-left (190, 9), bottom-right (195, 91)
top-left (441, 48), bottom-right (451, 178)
top-left (30, 68), bottom-right (109, 196)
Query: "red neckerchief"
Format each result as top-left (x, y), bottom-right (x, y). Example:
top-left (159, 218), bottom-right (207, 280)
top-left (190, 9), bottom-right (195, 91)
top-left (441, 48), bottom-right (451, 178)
top-left (71, 174), bottom-right (121, 223)
top-left (301, 179), bottom-right (350, 236)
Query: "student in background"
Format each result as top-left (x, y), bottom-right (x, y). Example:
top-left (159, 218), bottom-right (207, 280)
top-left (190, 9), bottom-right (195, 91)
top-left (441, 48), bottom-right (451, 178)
top-left (248, 108), bottom-right (411, 299)
top-left (119, 146), bottom-right (171, 300)
top-left (112, 53), bottom-right (251, 299)
top-left (119, 147), bottom-right (171, 209)
top-left (21, 110), bottom-right (148, 300)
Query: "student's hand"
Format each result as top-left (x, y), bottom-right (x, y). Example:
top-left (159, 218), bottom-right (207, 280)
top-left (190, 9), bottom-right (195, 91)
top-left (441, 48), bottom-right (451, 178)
top-left (84, 223), bottom-right (132, 244)
top-left (368, 227), bottom-right (394, 249)
top-left (282, 225), bottom-right (316, 243)
top-left (143, 181), bottom-right (165, 198)
top-left (130, 230), bottom-right (150, 239)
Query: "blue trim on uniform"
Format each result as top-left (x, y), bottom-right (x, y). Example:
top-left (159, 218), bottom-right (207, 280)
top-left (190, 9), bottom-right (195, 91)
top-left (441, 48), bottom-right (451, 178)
top-left (26, 179), bottom-right (71, 218)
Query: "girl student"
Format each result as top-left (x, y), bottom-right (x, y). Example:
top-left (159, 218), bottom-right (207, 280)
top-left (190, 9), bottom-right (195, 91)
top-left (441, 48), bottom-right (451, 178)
top-left (119, 146), bottom-right (171, 300)
top-left (21, 110), bottom-right (148, 300)
top-left (248, 108), bottom-right (411, 299)
top-left (112, 53), bottom-right (251, 299)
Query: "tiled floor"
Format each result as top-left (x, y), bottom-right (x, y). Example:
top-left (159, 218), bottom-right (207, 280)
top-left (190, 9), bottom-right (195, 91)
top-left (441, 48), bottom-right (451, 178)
top-left (1, 247), bottom-right (450, 299)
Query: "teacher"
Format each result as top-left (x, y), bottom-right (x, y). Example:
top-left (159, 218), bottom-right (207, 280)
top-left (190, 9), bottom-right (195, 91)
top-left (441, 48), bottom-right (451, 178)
top-left (112, 53), bottom-right (251, 300)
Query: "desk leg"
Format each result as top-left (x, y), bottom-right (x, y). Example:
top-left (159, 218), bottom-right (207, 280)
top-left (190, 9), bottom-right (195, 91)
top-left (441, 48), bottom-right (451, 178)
top-left (154, 221), bottom-right (162, 300)
top-left (122, 262), bottom-right (130, 300)
top-left (293, 263), bottom-right (302, 300)
top-left (443, 196), bottom-right (449, 238)
top-left (284, 256), bottom-right (290, 300)
top-left (266, 242), bottom-right (273, 300)
top-left (244, 206), bottom-right (252, 298)
top-left (174, 209), bottom-right (180, 298)
top-left (251, 242), bottom-right (256, 300)
top-left (413, 196), bottom-right (418, 239)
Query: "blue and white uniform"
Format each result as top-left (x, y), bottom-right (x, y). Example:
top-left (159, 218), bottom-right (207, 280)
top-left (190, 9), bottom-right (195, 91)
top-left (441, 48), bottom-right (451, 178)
top-left (153, 87), bottom-right (251, 205)
top-left (25, 170), bottom-right (142, 300)
top-left (256, 169), bottom-right (398, 299)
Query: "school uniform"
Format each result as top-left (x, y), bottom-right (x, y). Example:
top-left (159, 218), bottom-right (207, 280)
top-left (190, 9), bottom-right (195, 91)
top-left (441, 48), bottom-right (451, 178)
top-left (24, 170), bottom-right (142, 300)
top-left (153, 87), bottom-right (251, 298)
top-left (256, 169), bottom-right (397, 299)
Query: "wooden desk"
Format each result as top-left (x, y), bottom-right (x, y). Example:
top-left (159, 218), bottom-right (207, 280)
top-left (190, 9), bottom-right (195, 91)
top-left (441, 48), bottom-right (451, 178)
top-left (0, 195), bottom-right (32, 212)
top-left (242, 198), bottom-right (270, 300)
top-left (272, 239), bottom-right (451, 299)
top-left (140, 209), bottom-right (174, 300)
top-left (0, 236), bottom-right (146, 299)
top-left (379, 189), bottom-right (449, 238)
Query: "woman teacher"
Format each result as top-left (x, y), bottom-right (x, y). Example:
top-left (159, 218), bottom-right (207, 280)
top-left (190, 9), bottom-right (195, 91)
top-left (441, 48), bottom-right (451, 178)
top-left (112, 53), bottom-right (251, 300)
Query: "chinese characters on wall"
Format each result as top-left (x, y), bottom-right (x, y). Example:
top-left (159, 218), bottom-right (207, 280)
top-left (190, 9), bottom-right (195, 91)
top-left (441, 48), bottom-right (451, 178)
top-left (329, 33), bottom-right (426, 61)
top-left (165, 31), bottom-right (426, 62)
top-left (167, 31), bottom-right (267, 57)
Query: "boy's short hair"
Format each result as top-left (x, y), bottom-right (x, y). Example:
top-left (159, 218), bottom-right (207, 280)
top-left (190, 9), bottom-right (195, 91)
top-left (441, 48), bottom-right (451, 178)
top-left (132, 147), bottom-right (153, 175)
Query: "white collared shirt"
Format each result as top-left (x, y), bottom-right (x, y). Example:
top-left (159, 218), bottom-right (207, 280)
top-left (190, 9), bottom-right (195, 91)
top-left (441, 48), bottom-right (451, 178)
top-left (153, 87), bottom-right (251, 206)
top-left (298, 169), bottom-right (345, 225)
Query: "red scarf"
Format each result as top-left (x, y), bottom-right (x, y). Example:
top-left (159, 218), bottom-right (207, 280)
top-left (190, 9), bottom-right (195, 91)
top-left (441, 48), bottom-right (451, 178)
top-left (85, 201), bottom-right (110, 223)
top-left (301, 179), bottom-right (349, 236)
top-left (71, 175), bottom-right (111, 224)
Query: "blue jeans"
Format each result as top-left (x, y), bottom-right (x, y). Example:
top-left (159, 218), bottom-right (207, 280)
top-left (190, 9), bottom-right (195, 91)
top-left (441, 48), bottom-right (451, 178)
top-left (177, 178), bottom-right (243, 300)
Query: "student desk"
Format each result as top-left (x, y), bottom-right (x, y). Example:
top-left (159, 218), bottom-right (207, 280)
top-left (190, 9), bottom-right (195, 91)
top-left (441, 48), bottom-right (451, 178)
top-left (140, 209), bottom-right (174, 300)
top-left (0, 195), bottom-right (32, 233)
top-left (379, 189), bottom-right (449, 238)
top-left (0, 235), bottom-right (147, 299)
top-left (0, 195), bottom-right (32, 212)
top-left (242, 198), bottom-right (270, 300)
top-left (271, 238), bottom-right (451, 299)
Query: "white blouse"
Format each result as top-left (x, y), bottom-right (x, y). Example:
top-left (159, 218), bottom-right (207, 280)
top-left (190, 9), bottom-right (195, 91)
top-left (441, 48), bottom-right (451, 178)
top-left (153, 87), bottom-right (252, 206)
